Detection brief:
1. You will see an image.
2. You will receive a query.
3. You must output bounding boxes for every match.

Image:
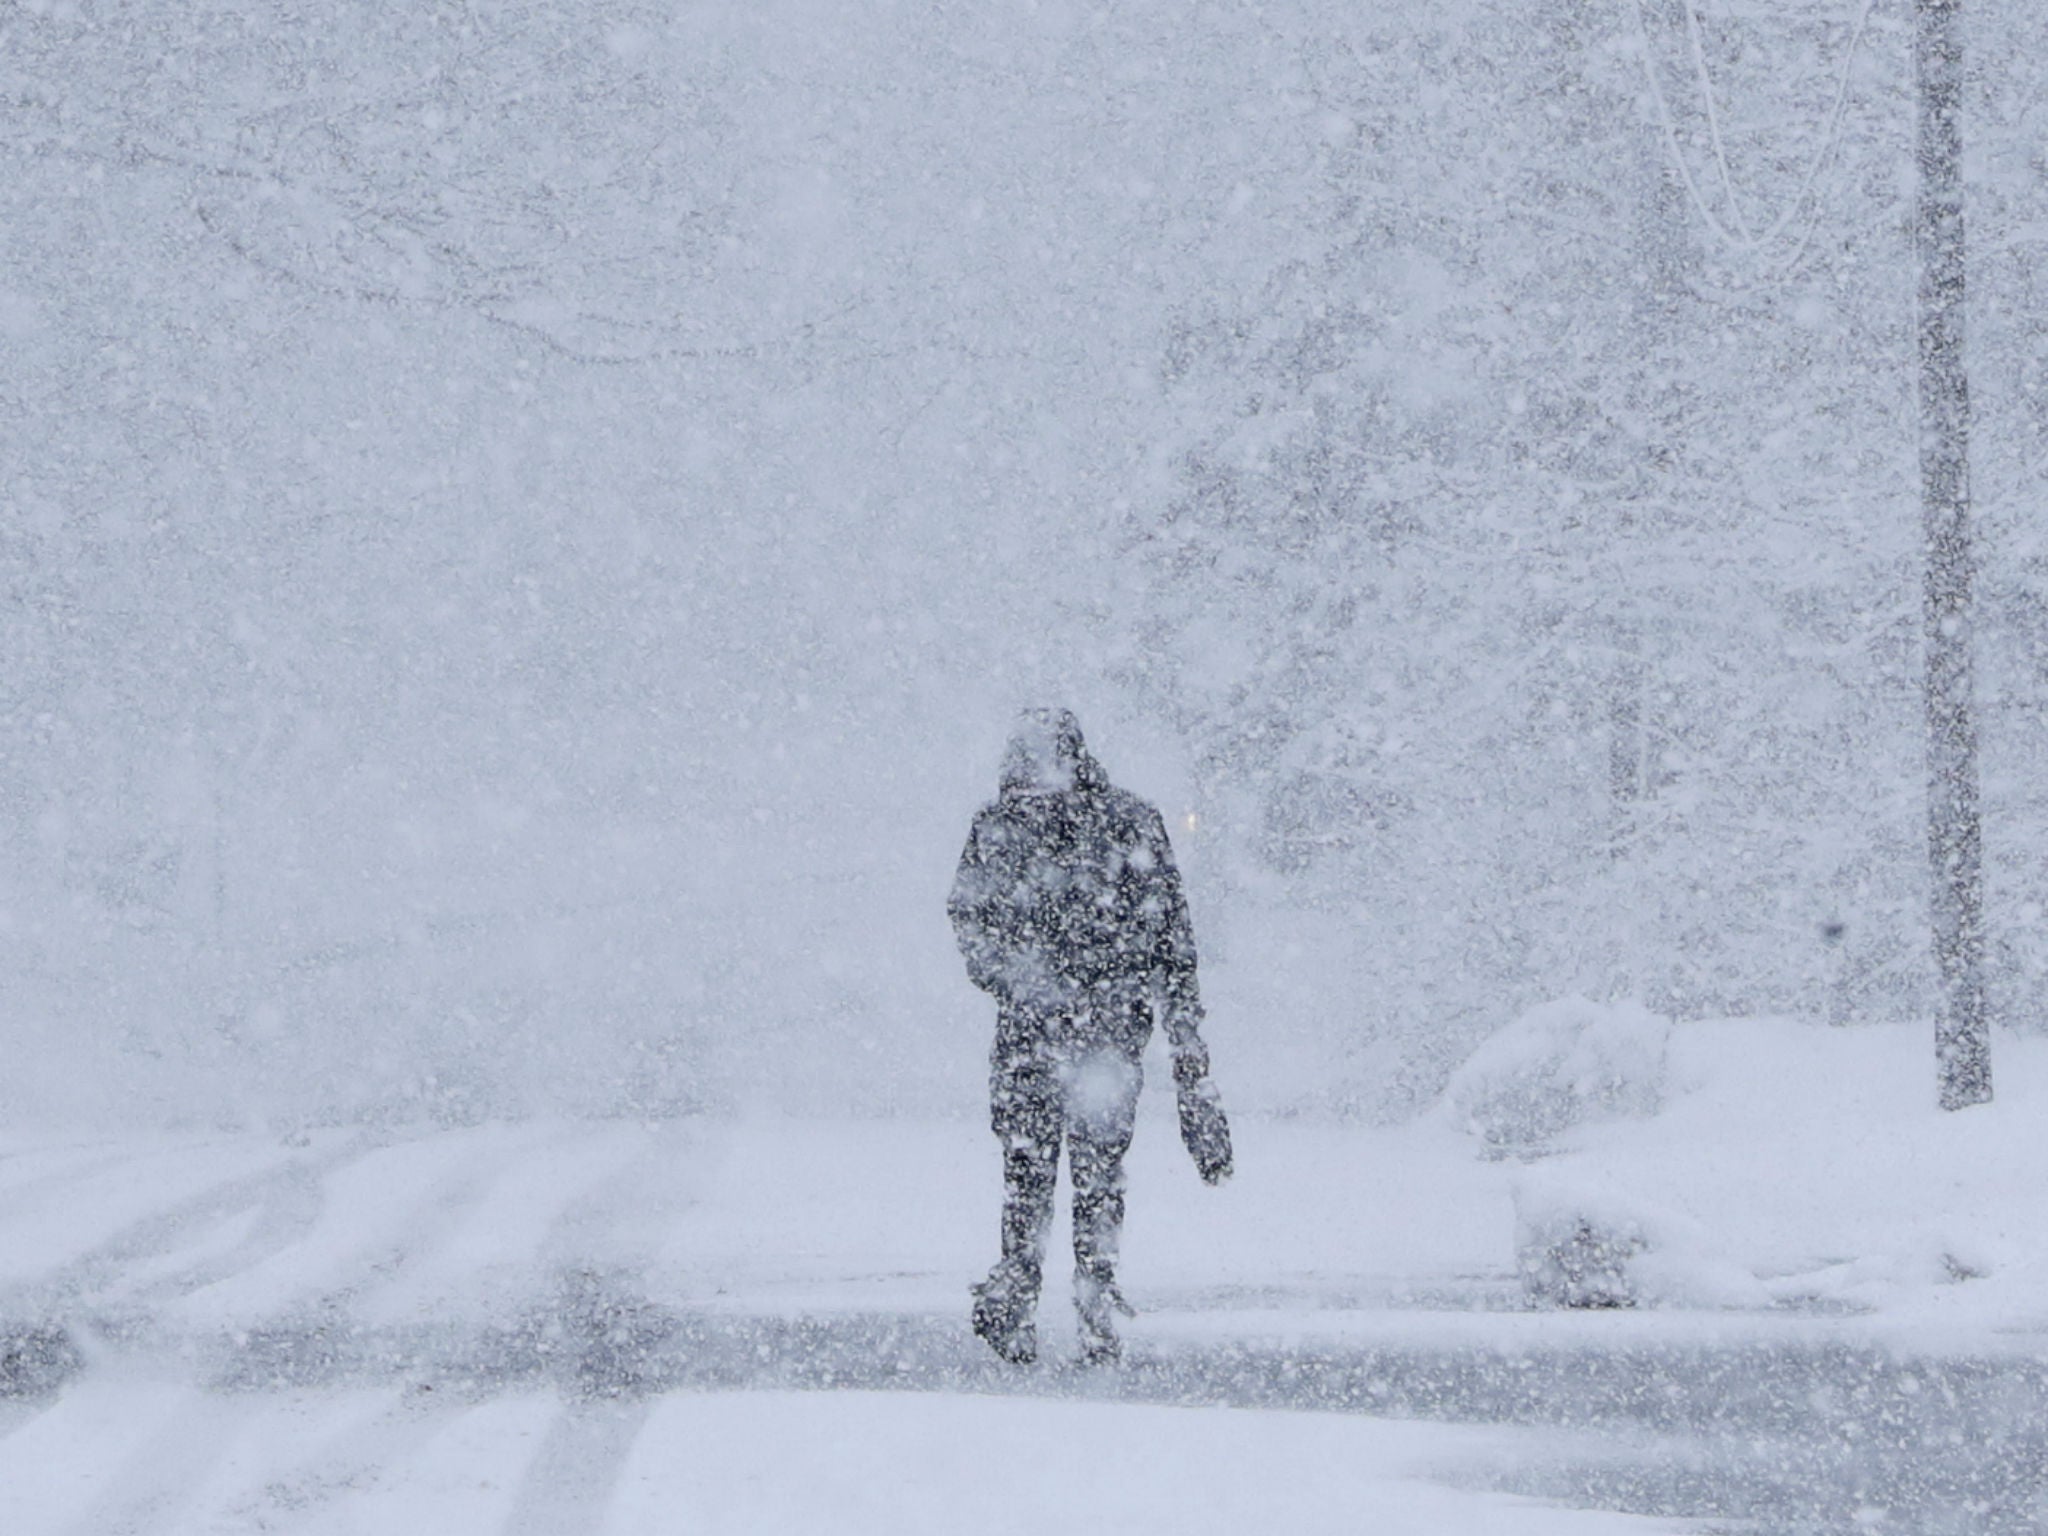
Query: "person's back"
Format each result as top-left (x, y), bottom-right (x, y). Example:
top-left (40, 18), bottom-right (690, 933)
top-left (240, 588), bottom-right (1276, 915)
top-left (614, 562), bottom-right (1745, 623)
top-left (947, 708), bottom-right (1230, 1365)
top-left (950, 726), bottom-right (1190, 1042)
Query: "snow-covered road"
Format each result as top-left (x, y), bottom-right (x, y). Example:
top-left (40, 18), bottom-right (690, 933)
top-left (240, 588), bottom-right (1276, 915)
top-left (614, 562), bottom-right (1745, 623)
top-left (0, 1115), bottom-right (1644, 1534)
top-left (5, 1112), bottom-right (2046, 1532)
top-left (0, 1110), bottom-right (1531, 1365)
top-left (6, 1376), bottom-right (1694, 1536)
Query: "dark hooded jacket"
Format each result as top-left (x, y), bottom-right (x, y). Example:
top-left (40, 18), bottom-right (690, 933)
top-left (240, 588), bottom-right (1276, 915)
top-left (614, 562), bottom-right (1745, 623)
top-left (948, 710), bottom-right (1202, 1055)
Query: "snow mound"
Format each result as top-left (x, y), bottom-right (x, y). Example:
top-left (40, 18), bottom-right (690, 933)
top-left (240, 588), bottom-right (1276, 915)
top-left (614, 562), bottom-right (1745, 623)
top-left (1441, 997), bottom-right (1669, 1155)
top-left (1492, 1017), bottom-right (2048, 1320)
top-left (1511, 1168), bottom-right (1768, 1311)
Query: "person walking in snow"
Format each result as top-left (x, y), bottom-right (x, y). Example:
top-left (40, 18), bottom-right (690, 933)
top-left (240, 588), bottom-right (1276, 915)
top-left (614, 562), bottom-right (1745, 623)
top-left (947, 707), bottom-right (1231, 1365)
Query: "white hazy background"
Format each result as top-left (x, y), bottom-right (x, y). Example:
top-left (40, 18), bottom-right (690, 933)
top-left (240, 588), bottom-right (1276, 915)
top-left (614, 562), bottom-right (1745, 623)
top-left (4, 0), bottom-right (2047, 1131)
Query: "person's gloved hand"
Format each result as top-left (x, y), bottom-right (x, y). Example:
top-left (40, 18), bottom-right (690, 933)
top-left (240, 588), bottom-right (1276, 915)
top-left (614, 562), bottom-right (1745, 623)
top-left (1176, 1071), bottom-right (1233, 1185)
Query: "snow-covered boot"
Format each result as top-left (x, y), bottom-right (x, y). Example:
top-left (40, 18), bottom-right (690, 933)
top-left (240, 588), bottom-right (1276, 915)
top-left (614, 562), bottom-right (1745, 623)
top-left (1073, 1271), bottom-right (1135, 1366)
top-left (970, 1270), bottom-right (1038, 1365)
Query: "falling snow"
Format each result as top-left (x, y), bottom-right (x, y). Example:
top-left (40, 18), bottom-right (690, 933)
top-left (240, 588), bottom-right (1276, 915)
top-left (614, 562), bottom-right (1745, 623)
top-left (5, 2), bottom-right (2048, 1532)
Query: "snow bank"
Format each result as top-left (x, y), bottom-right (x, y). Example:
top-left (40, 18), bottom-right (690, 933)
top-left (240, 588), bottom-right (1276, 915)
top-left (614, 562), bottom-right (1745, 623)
top-left (1440, 997), bottom-right (1669, 1156)
top-left (1459, 1012), bottom-right (2048, 1323)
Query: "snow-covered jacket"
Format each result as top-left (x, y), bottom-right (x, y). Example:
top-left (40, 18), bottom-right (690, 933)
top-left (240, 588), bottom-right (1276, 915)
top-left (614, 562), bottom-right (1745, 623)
top-left (947, 711), bottom-right (1204, 1052)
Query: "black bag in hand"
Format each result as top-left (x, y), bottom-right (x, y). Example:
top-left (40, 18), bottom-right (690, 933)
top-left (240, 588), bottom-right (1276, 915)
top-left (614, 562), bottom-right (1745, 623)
top-left (1176, 1073), bottom-right (1233, 1185)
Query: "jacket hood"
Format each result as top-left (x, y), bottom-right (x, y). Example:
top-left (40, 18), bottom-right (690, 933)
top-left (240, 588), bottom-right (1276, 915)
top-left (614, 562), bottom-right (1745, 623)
top-left (1000, 707), bottom-right (1107, 796)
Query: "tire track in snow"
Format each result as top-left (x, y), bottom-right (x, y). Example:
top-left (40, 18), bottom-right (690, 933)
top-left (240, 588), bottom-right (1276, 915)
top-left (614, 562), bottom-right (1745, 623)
top-left (27, 1134), bottom-right (376, 1319)
top-left (0, 1145), bottom-right (138, 1210)
top-left (175, 1388), bottom-right (463, 1534)
top-left (2, 1138), bottom-right (369, 1403)
top-left (0, 1140), bottom-right (310, 1308)
top-left (501, 1397), bottom-right (657, 1536)
top-left (170, 1122), bottom-right (570, 1331)
top-left (236, 1393), bottom-right (557, 1536)
top-left (50, 1384), bottom-right (276, 1536)
top-left (0, 1376), bottom-right (203, 1532)
top-left (354, 1123), bottom-right (655, 1330)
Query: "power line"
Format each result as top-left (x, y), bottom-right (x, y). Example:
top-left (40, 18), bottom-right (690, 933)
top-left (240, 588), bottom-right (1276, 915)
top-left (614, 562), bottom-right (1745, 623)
top-left (1684, 0), bottom-right (1758, 244)
top-left (1631, 0), bottom-right (1879, 280)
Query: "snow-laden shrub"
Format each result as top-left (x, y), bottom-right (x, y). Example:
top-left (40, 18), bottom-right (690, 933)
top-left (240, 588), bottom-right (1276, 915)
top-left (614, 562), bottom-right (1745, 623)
top-left (1441, 996), bottom-right (1669, 1155)
top-left (1512, 1170), bottom-right (1770, 1311)
top-left (1516, 1209), bottom-right (1646, 1309)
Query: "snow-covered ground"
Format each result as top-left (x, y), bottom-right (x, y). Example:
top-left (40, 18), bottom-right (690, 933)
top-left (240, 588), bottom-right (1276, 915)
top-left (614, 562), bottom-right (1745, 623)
top-left (1, 1379), bottom-right (1679, 1536)
top-left (4, 1011), bottom-right (2045, 1531)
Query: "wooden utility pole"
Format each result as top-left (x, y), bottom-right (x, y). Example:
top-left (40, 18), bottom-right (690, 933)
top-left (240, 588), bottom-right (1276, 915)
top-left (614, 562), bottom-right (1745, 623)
top-left (1916, 0), bottom-right (1990, 1108)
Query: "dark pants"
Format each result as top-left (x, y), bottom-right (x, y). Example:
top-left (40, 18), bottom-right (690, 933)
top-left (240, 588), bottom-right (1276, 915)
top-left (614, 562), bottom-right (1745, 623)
top-left (988, 1005), bottom-right (1144, 1309)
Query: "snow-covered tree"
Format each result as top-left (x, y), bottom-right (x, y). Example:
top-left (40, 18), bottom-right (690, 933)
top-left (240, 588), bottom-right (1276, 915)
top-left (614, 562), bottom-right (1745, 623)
top-left (1106, 1), bottom-right (1961, 1109)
